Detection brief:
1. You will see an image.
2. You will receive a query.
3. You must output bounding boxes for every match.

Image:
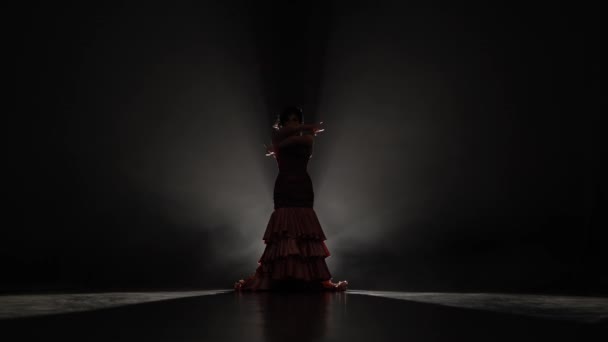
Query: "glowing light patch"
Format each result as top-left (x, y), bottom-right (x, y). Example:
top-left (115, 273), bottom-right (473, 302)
top-left (0, 290), bottom-right (233, 319)
top-left (348, 290), bottom-right (608, 323)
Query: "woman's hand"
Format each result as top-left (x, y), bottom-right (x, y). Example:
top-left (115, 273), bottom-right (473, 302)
top-left (264, 143), bottom-right (276, 158)
top-left (311, 121), bottom-right (325, 136)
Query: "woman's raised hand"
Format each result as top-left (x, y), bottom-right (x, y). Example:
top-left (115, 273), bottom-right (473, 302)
top-left (263, 143), bottom-right (276, 158)
top-left (311, 121), bottom-right (325, 136)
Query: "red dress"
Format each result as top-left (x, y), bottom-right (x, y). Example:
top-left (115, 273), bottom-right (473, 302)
top-left (235, 140), bottom-right (333, 290)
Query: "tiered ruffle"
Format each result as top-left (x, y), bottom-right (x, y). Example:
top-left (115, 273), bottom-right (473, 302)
top-left (263, 207), bottom-right (327, 241)
top-left (237, 207), bottom-right (332, 291)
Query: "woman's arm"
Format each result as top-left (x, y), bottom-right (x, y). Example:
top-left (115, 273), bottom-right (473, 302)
top-left (270, 122), bottom-right (323, 150)
top-left (272, 122), bottom-right (324, 142)
top-left (273, 133), bottom-right (313, 149)
top-left (272, 124), bottom-right (319, 141)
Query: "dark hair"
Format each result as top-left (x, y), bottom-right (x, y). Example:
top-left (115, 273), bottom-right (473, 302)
top-left (274, 106), bottom-right (303, 129)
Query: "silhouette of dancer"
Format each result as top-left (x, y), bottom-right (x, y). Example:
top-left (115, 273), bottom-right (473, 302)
top-left (234, 106), bottom-right (348, 291)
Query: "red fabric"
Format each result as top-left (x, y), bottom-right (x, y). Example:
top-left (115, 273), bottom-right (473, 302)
top-left (236, 141), bottom-right (333, 291)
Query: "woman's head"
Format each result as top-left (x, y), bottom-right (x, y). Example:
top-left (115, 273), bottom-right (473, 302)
top-left (276, 106), bottom-right (303, 129)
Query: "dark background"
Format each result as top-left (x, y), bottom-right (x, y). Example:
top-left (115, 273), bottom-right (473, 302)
top-left (5, 1), bottom-right (605, 294)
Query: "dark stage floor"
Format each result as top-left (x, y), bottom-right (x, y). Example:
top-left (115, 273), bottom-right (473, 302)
top-left (1, 290), bottom-right (606, 341)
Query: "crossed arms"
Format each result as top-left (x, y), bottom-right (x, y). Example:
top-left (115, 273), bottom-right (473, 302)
top-left (271, 125), bottom-right (316, 149)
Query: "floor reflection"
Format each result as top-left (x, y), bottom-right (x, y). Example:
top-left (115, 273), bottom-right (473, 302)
top-left (233, 290), bottom-right (346, 342)
top-left (0, 290), bottom-right (604, 342)
top-left (262, 291), bottom-right (328, 342)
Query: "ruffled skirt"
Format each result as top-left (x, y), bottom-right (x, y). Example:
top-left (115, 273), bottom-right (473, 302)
top-left (236, 207), bottom-right (333, 291)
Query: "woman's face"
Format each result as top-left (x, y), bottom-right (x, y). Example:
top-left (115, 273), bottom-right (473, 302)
top-left (284, 113), bottom-right (301, 129)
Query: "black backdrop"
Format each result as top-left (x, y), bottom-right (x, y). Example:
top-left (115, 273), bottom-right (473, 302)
top-left (5, 1), bottom-right (605, 294)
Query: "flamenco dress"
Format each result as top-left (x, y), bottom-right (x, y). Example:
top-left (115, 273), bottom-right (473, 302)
top-left (234, 141), bottom-right (336, 291)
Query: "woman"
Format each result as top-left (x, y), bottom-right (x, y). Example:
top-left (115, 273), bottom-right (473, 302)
top-left (234, 106), bottom-right (348, 291)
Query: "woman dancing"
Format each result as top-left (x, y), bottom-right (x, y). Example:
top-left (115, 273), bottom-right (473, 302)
top-left (234, 106), bottom-right (348, 291)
